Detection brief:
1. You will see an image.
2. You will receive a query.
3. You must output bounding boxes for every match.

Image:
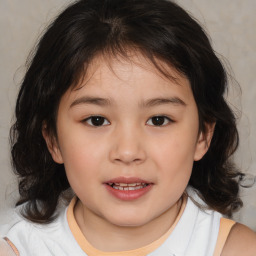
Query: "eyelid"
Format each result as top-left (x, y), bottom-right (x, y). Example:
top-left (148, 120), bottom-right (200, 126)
top-left (146, 115), bottom-right (174, 126)
top-left (82, 115), bottom-right (173, 127)
top-left (83, 115), bottom-right (110, 127)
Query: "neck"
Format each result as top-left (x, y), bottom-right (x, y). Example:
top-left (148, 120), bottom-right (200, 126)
top-left (74, 198), bottom-right (183, 252)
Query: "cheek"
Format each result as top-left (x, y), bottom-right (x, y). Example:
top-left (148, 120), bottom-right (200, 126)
top-left (150, 129), bottom-right (197, 185)
top-left (152, 131), bottom-right (197, 166)
top-left (59, 135), bottom-right (104, 186)
top-left (60, 128), bottom-right (105, 162)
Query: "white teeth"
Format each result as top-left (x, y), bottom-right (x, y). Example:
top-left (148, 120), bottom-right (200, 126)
top-left (107, 182), bottom-right (149, 191)
top-left (112, 184), bottom-right (147, 191)
top-left (128, 183), bottom-right (137, 186)
top-left (109, 182), bottom-right (146, 186)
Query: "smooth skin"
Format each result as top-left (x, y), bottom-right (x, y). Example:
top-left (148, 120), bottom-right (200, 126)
top-left (43, 53), bottom-right (256, 254)
top-left (221, 223), bottom-right (256, 255)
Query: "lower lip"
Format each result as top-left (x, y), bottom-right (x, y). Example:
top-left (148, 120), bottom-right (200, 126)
top-left (104, 184), bottom-right (152, 201)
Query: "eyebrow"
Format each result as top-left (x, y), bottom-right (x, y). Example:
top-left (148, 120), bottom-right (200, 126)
top-left (70, 96), bottom-right (186, 109)
top-left (70, 96), bottom-right (111, 108)
top-left (140, 97), bottom-right (186, 108)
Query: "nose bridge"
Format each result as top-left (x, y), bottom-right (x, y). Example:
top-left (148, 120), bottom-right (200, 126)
top-left (109, 122), bottom-right (146, 164)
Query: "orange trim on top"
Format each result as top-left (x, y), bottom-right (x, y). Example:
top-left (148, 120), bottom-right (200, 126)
top-left (67, 195), bottom-right (187, 256)
top-left (213, 218), bottom-right (236, 256)
top-left (3, 237), bottom-right (20, 256)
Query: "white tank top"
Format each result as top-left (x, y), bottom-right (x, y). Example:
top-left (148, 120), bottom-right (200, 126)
top-left (1, 194), bottom-right (234, 256)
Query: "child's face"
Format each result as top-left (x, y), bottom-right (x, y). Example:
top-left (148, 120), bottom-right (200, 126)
top-left (46, 54), bottom-right (210, 229)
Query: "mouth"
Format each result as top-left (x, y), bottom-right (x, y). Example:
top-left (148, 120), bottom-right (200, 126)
top-left (104, 177), bottom-right (153, 200)
top-left (107, 182), bottom-right (149, 191)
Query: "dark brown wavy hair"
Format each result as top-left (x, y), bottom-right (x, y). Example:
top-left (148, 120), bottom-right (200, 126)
top-left (10, 0), bottom-right (242, 223)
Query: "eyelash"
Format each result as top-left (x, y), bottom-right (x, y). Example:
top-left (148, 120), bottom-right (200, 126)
top-left (83, 116), bottom-right (110, 127)
top-left (83, 115), bottom-right (173, 127)
top-left (146, 116), bottom-right (173, 126)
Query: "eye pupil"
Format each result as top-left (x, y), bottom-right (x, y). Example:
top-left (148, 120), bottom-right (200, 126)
top-left (152, 116), bottom-right (165, 126)
top-left (91, 116), bottom-right (105, 126)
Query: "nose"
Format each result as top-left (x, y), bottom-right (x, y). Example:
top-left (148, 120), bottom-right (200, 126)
top-left (109, 125), bottom-right (146, 165)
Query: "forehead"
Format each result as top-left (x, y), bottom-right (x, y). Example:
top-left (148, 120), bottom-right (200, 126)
top-left (65, 53), bottom-right (194, 105)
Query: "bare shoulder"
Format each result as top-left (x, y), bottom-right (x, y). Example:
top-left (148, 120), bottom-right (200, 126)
top-left (0, 238), bottom-right (18, 256)
top-left (221, 223), bottom-right (256, 256)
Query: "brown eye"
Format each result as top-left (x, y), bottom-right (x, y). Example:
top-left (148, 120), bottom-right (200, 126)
top-left (84, 116), bottom-right (110, 126)
top-left (147, 116), bottom-right (172, 126)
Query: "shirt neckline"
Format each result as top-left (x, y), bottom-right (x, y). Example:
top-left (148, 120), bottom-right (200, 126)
top-left (67, 194), bottom-right (187, 256)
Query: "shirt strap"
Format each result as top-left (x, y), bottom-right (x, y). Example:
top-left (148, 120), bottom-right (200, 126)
top-left (213, 217), bottom-right (236, 256)
top-left (3, 237), bottom-right (20, 256)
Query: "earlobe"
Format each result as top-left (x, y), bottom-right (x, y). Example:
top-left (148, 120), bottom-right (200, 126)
top-left (42, 125), bottom-right (64, 164)
top-left (194, 122), bottom-right (215, 161)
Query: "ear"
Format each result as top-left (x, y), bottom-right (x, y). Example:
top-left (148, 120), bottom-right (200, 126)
top-left (194, 122), bottom-right (215, 161)
top-left (42, 124), bottom-right (64, 164)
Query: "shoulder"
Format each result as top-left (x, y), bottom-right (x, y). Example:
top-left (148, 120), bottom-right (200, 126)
top-left (2, 206), bottom-right (87, 255)
top-left (222, 223), bottom-right (256, 256)
top-left (0, 238), bottom-right (17, 256)
top-left (4, 208), bottom-right (68, 253)
top-left (6, 210), bottom-right (66, 240)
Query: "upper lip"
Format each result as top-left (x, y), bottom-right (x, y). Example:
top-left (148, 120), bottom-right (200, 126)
top-left (104, 176), bottom-right (152, 184)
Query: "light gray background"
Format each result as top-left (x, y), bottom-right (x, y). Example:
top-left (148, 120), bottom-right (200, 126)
top-left (0, 0), bottom-right (255, 231)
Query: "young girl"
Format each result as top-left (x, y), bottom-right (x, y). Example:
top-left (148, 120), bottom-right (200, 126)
top-left (1, 0), bottom-right (256, 255)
